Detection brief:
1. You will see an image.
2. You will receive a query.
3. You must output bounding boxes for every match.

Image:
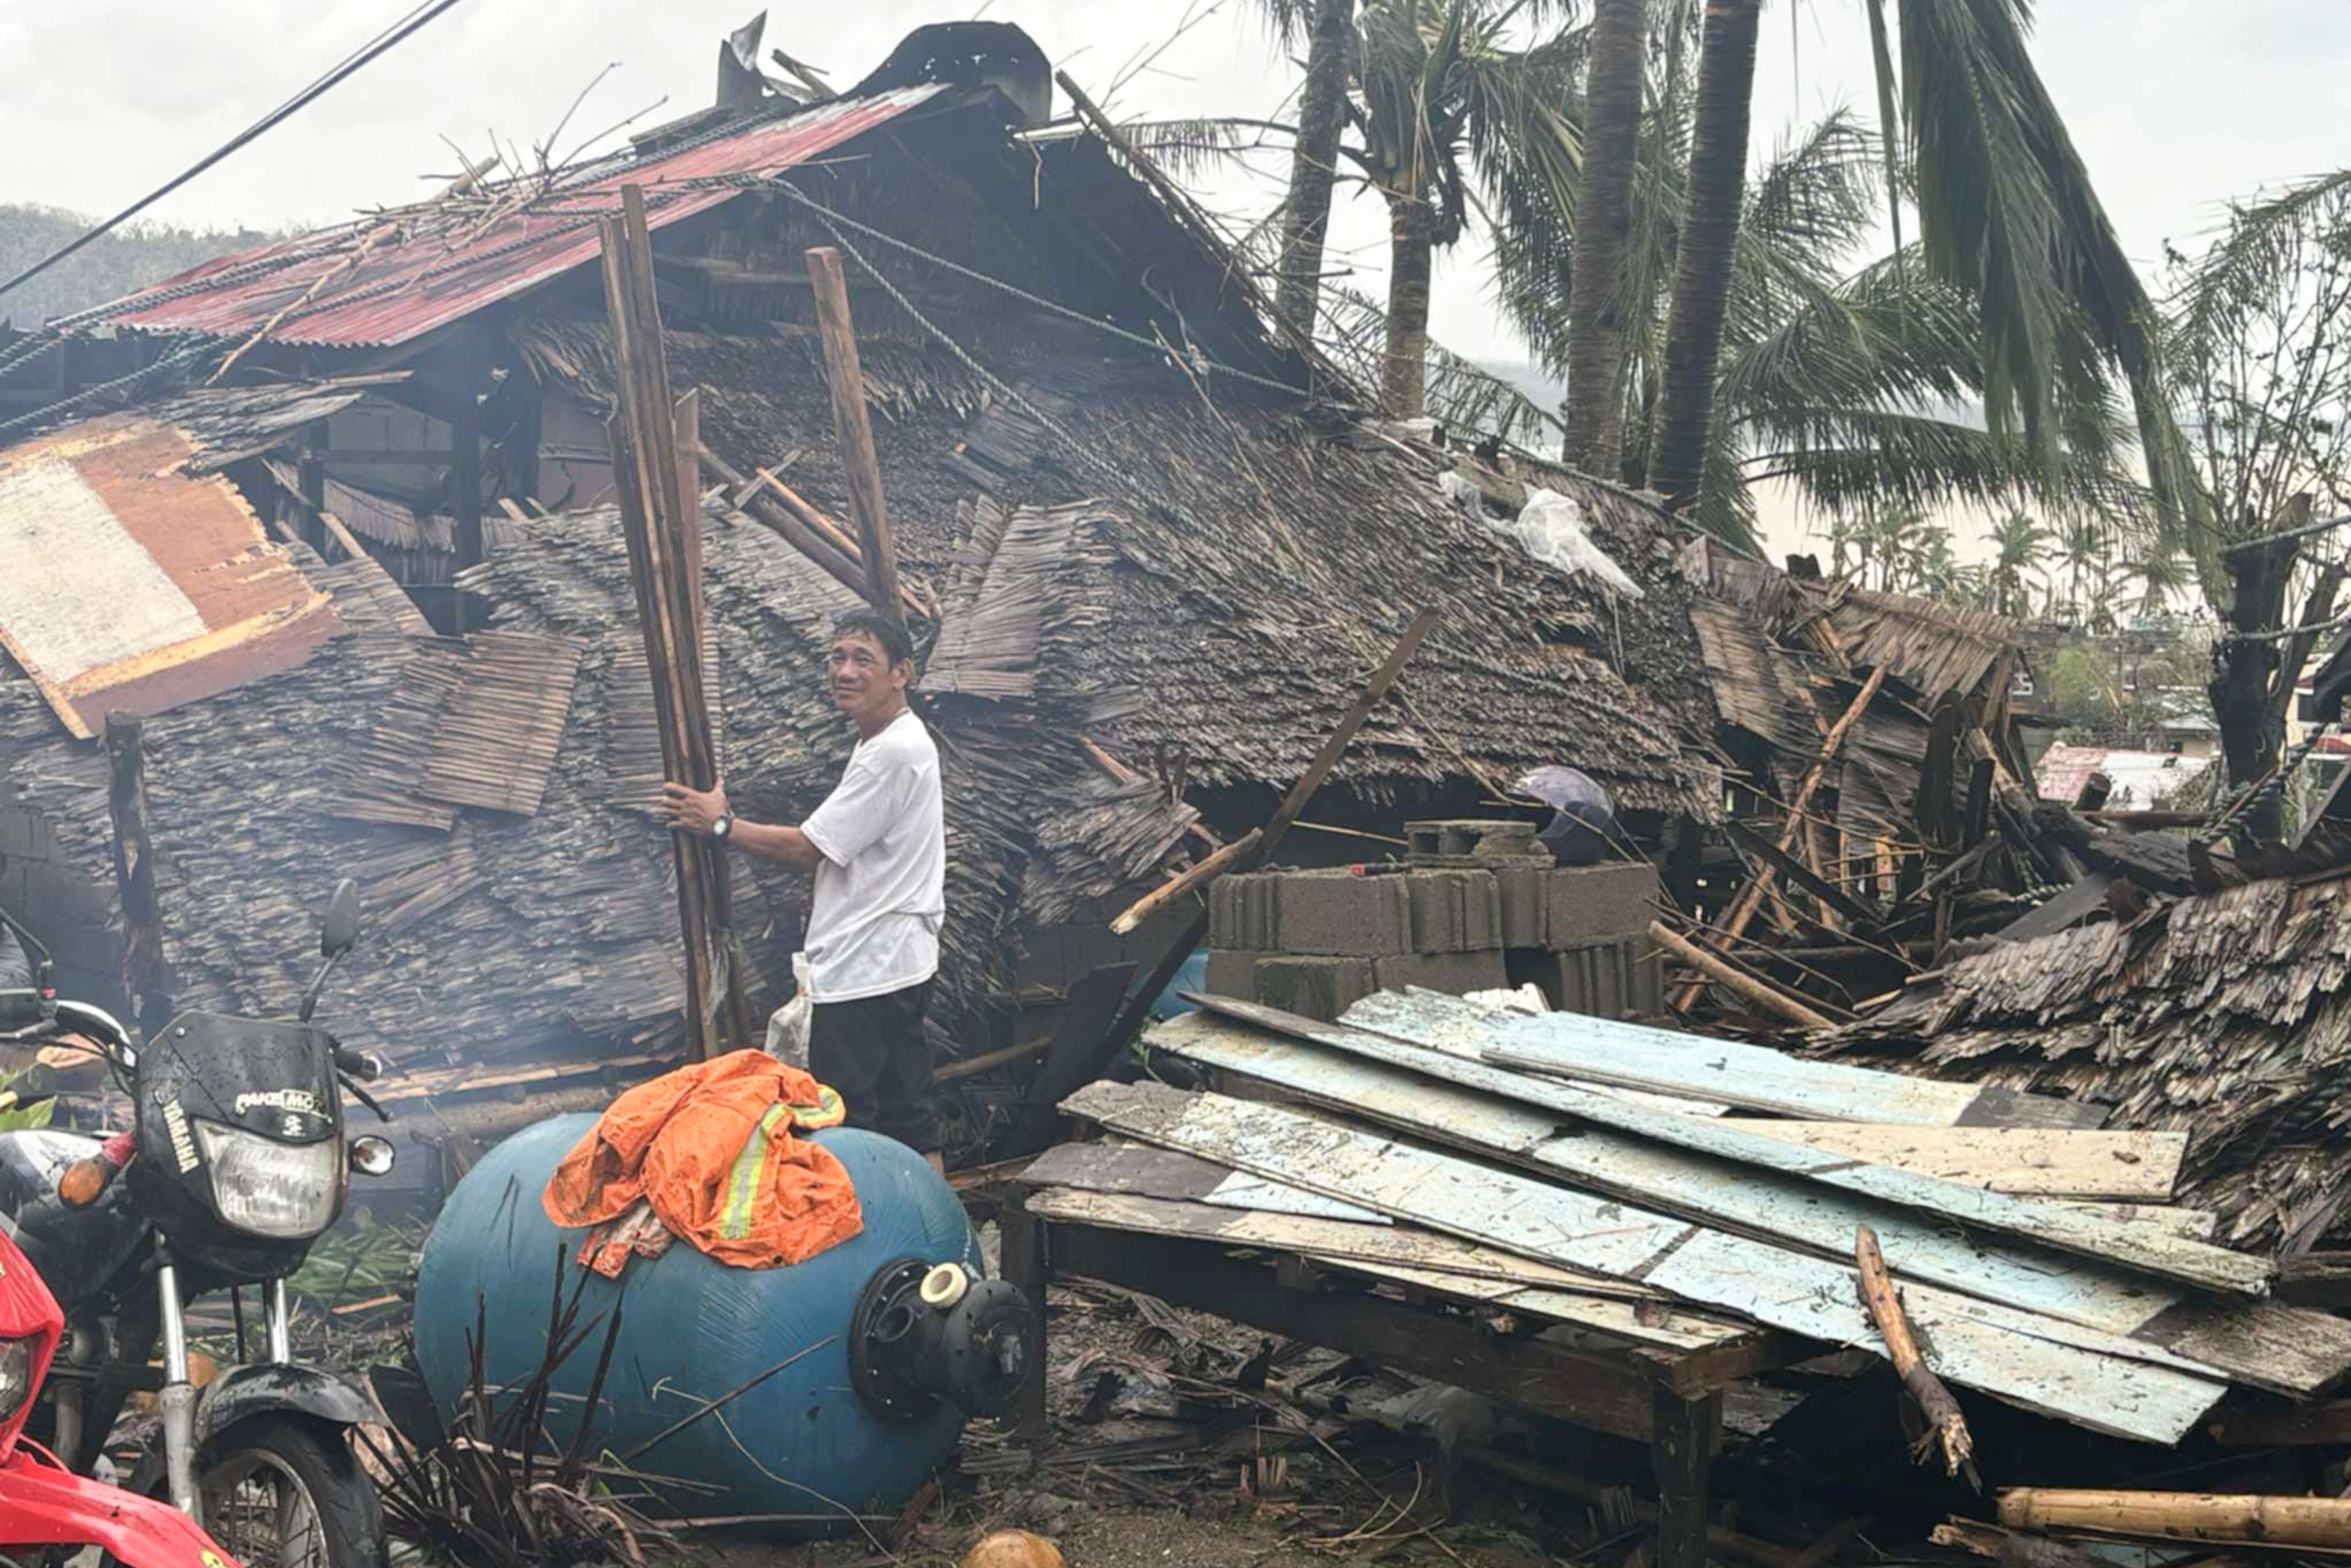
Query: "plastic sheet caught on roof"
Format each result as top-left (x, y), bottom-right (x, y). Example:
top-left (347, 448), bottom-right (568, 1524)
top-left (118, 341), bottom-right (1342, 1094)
top-left (102, 86), bottom-right (945, 350)
top-left (0, 413), bottom-right (342, 737)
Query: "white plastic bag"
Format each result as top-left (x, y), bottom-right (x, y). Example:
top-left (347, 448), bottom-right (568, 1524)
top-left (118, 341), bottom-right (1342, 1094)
top-left (764, 952), bottom-right (814, 1068)
top-left (1498, 486), bottom-right (1644, 599)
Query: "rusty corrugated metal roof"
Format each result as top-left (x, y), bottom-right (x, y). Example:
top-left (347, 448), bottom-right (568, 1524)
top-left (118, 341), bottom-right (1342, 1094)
top-left (0, 414), bottom-right (343, 738)
top-left (105, 85), bottom-right (944, 350)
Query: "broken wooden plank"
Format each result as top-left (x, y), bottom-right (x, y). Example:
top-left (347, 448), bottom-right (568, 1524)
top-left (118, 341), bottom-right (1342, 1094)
top-left (1346, 988), bottom-right (2098, 1128)
top-left (1719, 1120), bottom-right (2186, 1202)
top-left (1059, 1081), bottom-right (2227, 1444)
top-left (1182, 996), bottom-right (2267, 1298)
top-left (1020, 1141), bottom-right (1390, 1225)
top-left (1021, 1187), bottom-right (1769, 1360)
top-left (2056, 1202), bottom-right (2214, 1241)
top-left (804, 246), bottom-right (904, 626)
top-left (1148, 1011), bottom-right (2350, 1397)
top-left (1044, 1220), bottom-right (1660, 1443)
top-left (2208, 1400), bottom-right (2351, 1447)
top-left (1651, 919), bottom-right (1835, 1029)
top-left (1858, 1223), bottom-right (1978, 1485)
top-left (1678, 667), bottom-right (1888, 1005)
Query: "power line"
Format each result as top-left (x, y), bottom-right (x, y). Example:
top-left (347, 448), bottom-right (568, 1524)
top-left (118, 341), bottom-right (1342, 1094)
top-left (0, 0), bottom-right (476, 306)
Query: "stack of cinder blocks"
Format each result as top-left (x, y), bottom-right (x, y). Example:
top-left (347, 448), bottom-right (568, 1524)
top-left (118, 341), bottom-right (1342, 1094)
top-left (1204, 820), bottom-right (1661, 1022)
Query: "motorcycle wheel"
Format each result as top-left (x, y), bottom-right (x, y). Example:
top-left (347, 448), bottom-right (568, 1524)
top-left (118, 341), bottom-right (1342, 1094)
top-left (194, 1415), bottom-right (386, 1568)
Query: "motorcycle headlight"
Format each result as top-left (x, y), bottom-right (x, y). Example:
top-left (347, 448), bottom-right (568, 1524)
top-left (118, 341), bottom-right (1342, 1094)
top-left (192, 1120), bottom-right (339, 1239)
top-left (0, 1335), bottom-right (38, 1420)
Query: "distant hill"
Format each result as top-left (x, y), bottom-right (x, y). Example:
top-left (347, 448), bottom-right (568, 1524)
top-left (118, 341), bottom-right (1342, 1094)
top-left (0, 204), bottom-right (291, 331)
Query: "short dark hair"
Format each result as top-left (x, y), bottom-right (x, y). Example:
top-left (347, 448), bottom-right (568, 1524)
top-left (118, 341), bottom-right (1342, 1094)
top-left (834, 608), bottom-right (915, 669)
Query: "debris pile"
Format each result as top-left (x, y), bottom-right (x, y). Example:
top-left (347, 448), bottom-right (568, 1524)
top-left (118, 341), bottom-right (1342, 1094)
top-left (1662, 540), bottom-right (2224, 1033)
top-left (1011, 985), bottom-right (2351, 1564)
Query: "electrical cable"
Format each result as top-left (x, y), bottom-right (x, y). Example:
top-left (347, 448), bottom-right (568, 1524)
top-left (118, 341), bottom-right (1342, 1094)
top-left (0, 0), bottom-right (475, 305)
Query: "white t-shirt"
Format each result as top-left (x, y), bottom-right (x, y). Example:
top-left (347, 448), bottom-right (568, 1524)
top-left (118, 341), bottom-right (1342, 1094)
top-left (799, 708), bottom-right (946, 1002)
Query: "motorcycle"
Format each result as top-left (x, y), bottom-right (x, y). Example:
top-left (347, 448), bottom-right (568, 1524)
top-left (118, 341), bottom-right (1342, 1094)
top-left (0, 882), bottom-right (394, 1568)
top-left (0, 1194), bottom-right (249, 1568)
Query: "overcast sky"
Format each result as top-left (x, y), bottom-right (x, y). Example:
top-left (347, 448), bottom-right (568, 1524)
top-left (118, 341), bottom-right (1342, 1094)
top-left (7, 0), bottom-right (2347, 558)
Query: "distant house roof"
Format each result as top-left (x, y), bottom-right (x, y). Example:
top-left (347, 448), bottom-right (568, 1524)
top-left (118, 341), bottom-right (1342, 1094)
top-left (2036, 742), bottom-right (2211, 809)
top-left (93, 87), bottom-right (946, 350)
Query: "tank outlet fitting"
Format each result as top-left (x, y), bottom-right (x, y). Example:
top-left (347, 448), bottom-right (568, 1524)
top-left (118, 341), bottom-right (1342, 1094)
top-left (920, 1261), bottom-right (970, 1309)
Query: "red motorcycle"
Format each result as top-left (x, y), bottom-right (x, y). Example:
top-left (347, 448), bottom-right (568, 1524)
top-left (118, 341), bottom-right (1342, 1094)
top-left (0, 1215), bottom-right (244, 1568)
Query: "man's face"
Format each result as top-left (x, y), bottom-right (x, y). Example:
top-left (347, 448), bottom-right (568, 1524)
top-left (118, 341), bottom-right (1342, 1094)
top-left (828, 629), bottom-right (907, 721)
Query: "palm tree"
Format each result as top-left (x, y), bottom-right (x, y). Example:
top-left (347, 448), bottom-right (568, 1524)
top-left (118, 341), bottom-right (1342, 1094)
top-left (2055, 518), bottom-right (2105, 623)
top-left (1487, 27), bottom-right (2144, 553)
top-left (1856, 505), bottom-right (1929, 593)
top-left (1558, 0), bottom-right (1644, 472)
top-left (2118, 548), bottom-right (2189, 620)
top-left (1984, 510), bottom-right (2051, 620)
top-left (1267, 0), bottom-right (1357, 334)
top-left (1635, 0), bottom-right (2181, 528)
top-left (1645, 0), bottom-right (1761, 508)
top-left (1913, 525), bottom-right (1963, 601)
top-left (1351, 0), bottom-right (1582, 417)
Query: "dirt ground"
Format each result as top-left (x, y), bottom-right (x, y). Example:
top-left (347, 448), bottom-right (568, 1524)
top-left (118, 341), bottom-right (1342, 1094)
top-left (704, 1503), bottom-right (1555, 1567)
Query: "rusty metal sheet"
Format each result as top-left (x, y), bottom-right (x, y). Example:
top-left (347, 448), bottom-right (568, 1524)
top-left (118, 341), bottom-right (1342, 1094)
top-left (105, 87), bottom-right (943, 349)
top-left (0, 414), bottom-right (342, 738)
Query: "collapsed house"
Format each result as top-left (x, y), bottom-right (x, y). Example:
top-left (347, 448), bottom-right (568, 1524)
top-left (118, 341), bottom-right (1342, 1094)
top-left (0, 21), bottom-right (1721, 1177)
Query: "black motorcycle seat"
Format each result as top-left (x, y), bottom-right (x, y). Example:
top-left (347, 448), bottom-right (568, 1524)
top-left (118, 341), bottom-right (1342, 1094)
top-left (0, 1128), bottom-right (103, 1216)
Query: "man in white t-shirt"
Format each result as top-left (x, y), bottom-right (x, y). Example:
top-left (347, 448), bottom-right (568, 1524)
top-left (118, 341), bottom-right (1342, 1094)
top-left (660, 609), bottom-right (947, 1160)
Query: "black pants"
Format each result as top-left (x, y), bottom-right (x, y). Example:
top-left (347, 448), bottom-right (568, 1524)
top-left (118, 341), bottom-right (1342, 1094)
top-left (808, 981), bottom-right (936, 1153)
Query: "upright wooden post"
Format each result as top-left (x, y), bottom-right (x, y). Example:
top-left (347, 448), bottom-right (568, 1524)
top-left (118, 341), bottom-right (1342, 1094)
top-left (102, 713), bottom-right (171, 1038)
top-left (452, 396), bottom-right (483, 632)
top-left (803, 246), bottom-right (905, 627)
top-left (1651, 1389), bottom-right (1717, 1568)
top-left (297, 420), bottom-right (328, 557)
top-left (999, 1196), bottom-right (1051, 1443)
top-left (600, 184), bottom-right (748, 1059)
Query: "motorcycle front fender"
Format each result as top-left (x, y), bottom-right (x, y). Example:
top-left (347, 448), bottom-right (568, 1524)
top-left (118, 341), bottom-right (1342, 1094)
top-left (0, 1449), bottom-right (242, 1567)
top-left (193, 1363), bottom-right (380, 1446)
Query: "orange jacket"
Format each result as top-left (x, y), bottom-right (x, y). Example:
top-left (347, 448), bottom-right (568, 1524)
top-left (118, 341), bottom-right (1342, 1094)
top-left (544, 1051), bottom-right (862, 1269)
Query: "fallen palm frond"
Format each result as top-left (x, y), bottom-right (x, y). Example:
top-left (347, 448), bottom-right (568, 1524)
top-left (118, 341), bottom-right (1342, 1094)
top-left (358, 1247), bottom-right (672, 1568)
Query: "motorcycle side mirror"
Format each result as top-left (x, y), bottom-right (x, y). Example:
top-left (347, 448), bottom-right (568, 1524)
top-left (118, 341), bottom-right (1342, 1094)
top-left (321, 879), bottom-right (361, 958)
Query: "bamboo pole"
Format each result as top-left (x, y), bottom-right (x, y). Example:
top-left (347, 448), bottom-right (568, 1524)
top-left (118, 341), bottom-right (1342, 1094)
top-left (1854, 1224), bottom-right (1978, 1485)
top-left (804, 245), bottom-right (904, 628)
top-left (599, 184), bottom-right (746, 1059)
top-left (1997, 1489), bottom-right (2351, 1548)
top-left (1674, 667), bottom-right (1886, 1006)
top-left (1109, 831), bottom-right (1262, 936)
top-left (1651, 920), bottom-right (1832, 1030)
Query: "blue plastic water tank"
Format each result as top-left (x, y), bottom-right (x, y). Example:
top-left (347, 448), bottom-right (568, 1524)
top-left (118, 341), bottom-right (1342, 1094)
top-left (414, 1114), bottom-right (983, 1526)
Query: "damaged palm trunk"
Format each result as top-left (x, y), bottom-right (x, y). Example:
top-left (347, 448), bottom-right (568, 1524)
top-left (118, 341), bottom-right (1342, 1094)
top-left (2210, 495), bottom-right (2345, 850)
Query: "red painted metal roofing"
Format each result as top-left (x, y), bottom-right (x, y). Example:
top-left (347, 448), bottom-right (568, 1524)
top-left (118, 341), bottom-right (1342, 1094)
top-left (106, 86), bottom-right (944, 350)
top-left (0, 414), bottom-right (343, 738)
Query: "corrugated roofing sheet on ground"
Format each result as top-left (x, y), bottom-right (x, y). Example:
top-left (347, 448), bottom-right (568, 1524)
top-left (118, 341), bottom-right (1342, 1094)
top-left (102, 86), bottom-right (944, 350)
top-left (0, 413), bottom-right (343, 737)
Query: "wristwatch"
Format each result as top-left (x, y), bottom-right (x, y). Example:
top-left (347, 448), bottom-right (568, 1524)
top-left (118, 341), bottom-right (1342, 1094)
top-left (711, 812), bottom-right (733, 842)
